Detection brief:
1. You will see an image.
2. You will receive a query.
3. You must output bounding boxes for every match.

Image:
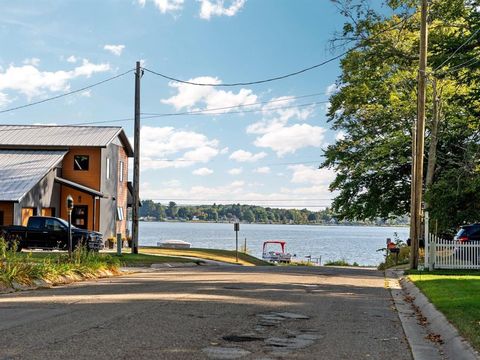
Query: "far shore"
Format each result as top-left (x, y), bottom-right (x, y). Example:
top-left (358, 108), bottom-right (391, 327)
top-left (138, 219), bottom-right (409, 228)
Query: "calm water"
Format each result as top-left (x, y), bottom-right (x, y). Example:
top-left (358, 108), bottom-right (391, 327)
top-left (139, 222), bottom-right (409, 266)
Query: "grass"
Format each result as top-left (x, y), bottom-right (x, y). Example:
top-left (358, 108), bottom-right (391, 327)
top-left (324, 259), bottom-right (359, 267)
top-left (140, 246), bottom-right (271, 266)
top-left (0, 238), bottom-right (120, 288)
top-left (409, 272), bottom-right (480, 351)
top-left (17, 251), bottom-right (195, 267)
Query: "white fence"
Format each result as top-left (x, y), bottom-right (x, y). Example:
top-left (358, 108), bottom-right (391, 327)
top-left (427, 234), bottom-right (480, 270)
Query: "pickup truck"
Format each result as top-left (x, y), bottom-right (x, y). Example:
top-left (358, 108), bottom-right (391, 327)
top-left (1, 216), bottom-right (104, 251)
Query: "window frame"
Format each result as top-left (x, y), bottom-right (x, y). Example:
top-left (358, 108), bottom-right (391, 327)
top-left (119, 161), bottom-right (124, 182)
top-left (106, 158), bottom-right (110, 180)
top-left (73, 155), bottom-right (90, 171)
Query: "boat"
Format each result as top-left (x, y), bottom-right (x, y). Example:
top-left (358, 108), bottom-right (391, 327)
top-left (262, 240), bottom-right (292, 263)
top-left (157, 240), bottom-right (191, 249)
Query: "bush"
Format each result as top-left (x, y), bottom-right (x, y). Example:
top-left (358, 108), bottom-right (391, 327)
top-left (0, 237), bottom-right (119, 288)
top-left (325, 258), bottom-right (359, 267)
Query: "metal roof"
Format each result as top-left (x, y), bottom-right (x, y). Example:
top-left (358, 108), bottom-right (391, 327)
top-left (0, 125), bottom-right (133, 156)
top-left (0, 150), bottom-right (67, 201)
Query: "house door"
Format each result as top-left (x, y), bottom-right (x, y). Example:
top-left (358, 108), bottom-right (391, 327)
top-left (72, 206), bottom-right (88, 229)
top-left (21, 208), bottom-right (35, 226)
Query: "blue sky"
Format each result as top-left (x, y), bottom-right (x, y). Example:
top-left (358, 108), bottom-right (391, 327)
top-left (0, 0), bottom-right (352, 209)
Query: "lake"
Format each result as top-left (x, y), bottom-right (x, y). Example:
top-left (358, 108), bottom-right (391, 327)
top-left (139, 222), bottom-right (409, 266)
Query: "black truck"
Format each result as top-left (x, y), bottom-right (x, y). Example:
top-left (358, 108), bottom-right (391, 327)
top-left (1, 216), bottom-right (104, 251)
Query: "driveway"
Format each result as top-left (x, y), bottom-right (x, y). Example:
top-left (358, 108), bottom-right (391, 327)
top-left (0, 266), bottom-right (411, 360)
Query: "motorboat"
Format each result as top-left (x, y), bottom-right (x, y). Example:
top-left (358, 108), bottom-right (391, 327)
top-left (262, 240), bottom-right (292, 263)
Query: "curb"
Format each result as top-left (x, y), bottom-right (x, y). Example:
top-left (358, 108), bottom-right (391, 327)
top-left (387, 269), bottom-right (479, 360)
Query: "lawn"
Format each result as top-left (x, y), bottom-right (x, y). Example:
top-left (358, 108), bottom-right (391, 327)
top-left (140, 247), bottom-right (271, 266)
top-left (408, 272), bottom-right (480, 351)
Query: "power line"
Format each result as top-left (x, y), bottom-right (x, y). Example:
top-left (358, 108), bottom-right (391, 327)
top-left (141, 101), bottom-right (326, 120)
top-left (0, 99), bottom-right (326, 133)
top-left (433, 27), bottom-right (480, 72)
top-left (142, 13), bottom-right (414, 88)
top-left (141, 92), bottom-right (327, 116)
top-left (0, 69), bottom-right (135, 115)
top-left (143, 51), bottom-right (347, 87)
top-left (148, 198), bottom-right (332, 201)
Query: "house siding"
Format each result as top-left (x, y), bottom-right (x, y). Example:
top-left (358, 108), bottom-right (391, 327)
top-left (14, 168), bottom-right (61, 225)
top-left (62, 147), bottom-right (101, 190)
top-left (0, 202), bottom-right (14, 226)
top-left (117, 146), bottom-right (129, 237)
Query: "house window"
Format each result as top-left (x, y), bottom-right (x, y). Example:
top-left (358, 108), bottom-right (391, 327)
top-left (119, 161), bottom-right (124, 182)
top-left (74, 155), bottom-right (89, 171)
top-left (0, 211), bottom-right (4, 226)
top-left (106, 158), bottom-right (110, 179)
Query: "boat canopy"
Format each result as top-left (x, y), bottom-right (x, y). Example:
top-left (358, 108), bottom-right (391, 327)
top-left (263, 240), bottom-right (286, 252)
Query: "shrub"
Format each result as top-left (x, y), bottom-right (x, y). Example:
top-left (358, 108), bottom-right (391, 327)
top-left (0, 237), bottom-right (119, 288)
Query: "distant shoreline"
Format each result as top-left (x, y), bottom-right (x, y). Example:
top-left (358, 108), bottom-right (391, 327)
top-left (138, 220), bottom-right (409, 228)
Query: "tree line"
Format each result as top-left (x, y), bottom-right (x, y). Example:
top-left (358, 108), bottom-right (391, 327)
top-left (138, 200), bottom-right (408, 226)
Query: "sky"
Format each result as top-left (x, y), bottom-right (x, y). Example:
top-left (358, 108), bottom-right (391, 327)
top-left (0, 0), bottom-right (354, 210)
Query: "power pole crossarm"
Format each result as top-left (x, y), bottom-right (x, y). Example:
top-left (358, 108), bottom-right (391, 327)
top-left (132, 61), bottom-right (141, 254)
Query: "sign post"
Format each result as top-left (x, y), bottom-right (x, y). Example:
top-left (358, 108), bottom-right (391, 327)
top-left (66, 195), bottom-right (74, 258)
top-left (234, 222), bottom-right (239, 262)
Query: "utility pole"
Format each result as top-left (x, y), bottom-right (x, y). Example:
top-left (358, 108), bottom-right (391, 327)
top-left (132, 61), bottom-right (141, 254)
top-left (410, 0), bottom-right (428, 269)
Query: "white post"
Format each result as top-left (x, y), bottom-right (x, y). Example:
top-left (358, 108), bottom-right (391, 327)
top-left (424, 211), bottom-right (429, 268)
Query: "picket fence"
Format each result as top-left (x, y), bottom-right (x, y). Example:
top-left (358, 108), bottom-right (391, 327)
top-left (426, 234), bottom-right (480, 270)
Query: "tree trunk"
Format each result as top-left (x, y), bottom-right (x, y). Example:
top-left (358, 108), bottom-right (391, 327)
top-left (426, 79), bottom-right (441, 192)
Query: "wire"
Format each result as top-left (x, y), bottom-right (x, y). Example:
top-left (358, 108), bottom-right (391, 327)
top-left (0, 69), bottom-right (135, 115)
top-left (143, 52), bottom-right (347, 87)
top-left (435, 57), bottom-right (480, 76)
top-left (141, 91), bottom-right (327, 116)
top-left (147, 198), bottom-right (332, 202)
top-left (141, 101), bottom-right (326, 120)
top-left (142, 13), bottom-right (415, 87)
top-left (433, 27), bottom-right (480, 72)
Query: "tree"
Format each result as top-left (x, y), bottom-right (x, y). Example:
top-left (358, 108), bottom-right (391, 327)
top-left (321, 0), bottom-right (480, 231)
top-left (167, 201), bottom-right (177, 219)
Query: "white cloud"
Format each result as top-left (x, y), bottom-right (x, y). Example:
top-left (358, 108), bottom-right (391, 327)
top-left (136, 125), bottom-right (220, 170)
top-left (138, 0), bottom-right (184, 13)
top-left (325, 83), bottom-right (339, 96)
top-left (0, 59), bottom-right (110, 99)
top-left (66, 55), bottom-right (77, 63)
top-left (288, 165), bottom-right (335, 186)
top-left (162, 76), bottom-right (257, 113)
top-left (0, 92), bottom-right (12, 108)
top-left (198, 0), bottom-right (246, 20)
top-left (335, 131), bottom-right (346, 141)
top-left (80, 90), bottom-right (91, 97)
top-left (254, 166), bottom-right (270, 174)
top-left (220, 147), bottom-right (229, 154)
top-left (228, 167), bottom-right (243, 175)
top-left (23, 58), bottom-right (40, 66)
top-left (104, 44), bottom-right (125, 56)
top-left (193, 167), bottom-right (213, 176)
top-left (229, 149), bottom-right (267, 163)
top-left (254, 123), bottom-right (326, 157)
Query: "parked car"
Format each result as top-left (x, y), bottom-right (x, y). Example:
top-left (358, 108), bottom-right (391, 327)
top-left (453, 224), bottom-right (480, 263)
top-left (1, 216), bottom-right (104, 252)
top-left (454, 224), bottom-right (480, 243)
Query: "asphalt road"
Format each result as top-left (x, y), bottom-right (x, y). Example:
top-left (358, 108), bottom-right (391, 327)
top-left (0, 266), bottom-right (412, 360)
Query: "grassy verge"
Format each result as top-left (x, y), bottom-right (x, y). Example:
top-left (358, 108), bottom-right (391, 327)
top-left (140, 247), bottom-right (271, 266)
top-left (408, 272), bottom-right (480, 351)
top-left (0, 239), bottom-right (119, 289)
top-left (324, 259), bottom-right (360, 267)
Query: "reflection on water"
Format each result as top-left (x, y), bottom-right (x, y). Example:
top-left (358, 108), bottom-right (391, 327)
top-left (139, 222), bottom-right (409, 266)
